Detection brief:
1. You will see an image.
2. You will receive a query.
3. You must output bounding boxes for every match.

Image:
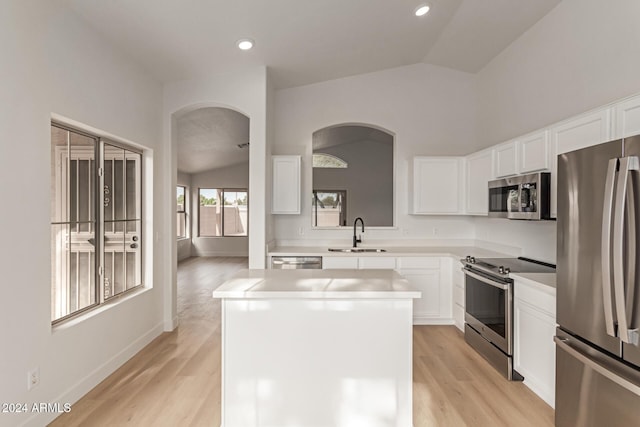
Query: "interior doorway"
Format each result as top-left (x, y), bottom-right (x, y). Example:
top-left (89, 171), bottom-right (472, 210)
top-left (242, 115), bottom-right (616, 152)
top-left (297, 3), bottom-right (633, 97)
top-left (174, 107), bottom-right (250, 314)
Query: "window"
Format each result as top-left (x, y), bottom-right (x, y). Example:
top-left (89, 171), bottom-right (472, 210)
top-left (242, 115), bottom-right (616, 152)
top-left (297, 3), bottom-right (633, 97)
top-left (312, 153), bottom-right (348, 168)
top-left (199, 188), bottom-right (248, 237)
top-left (51, 123), bottom-right (143, 323)
top-left (177, 186), bottom-right (186, 238)
top-left (312, 190), bottom-right (347, 226)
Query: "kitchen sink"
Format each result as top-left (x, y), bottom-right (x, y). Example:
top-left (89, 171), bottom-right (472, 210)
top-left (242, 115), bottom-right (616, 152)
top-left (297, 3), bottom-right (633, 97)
top-left (327, 248), bottom-right (387, 253)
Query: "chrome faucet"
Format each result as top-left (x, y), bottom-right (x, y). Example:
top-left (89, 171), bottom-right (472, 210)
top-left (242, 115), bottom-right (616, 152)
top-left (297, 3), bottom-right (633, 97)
top-left (353, 217), bottom-right (364, 248)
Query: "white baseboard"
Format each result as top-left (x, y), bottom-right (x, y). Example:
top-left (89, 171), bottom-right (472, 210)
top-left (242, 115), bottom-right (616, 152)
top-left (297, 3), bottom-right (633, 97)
top-left (413, 317), bottom-right (455, 326)
top-left (523, 377), bottom-right (555, 408)
top-left (23, 321), bottom-right (165, 427)
top-left (195, 251), bottom-right (248, 257)
top-left (164, 315), bottom-right (179, 331)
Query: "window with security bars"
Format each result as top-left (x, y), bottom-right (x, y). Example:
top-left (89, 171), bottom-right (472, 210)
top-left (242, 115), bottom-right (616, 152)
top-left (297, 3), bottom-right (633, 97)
top-left (50, 123), bottom-right (143, 323)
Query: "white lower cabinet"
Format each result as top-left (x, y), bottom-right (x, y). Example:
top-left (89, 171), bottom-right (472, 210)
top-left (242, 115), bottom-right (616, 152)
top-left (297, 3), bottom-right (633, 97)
top-left (514, 279), bottom-right (556, 408)
top-left (322, 255), bottom-right (453, 325)
top-left (398, 257), bottom-right (452, 325)
top-left (358, 256), bottom-right (396, 269)
top-left (322, 256), bottom-right (359, 269)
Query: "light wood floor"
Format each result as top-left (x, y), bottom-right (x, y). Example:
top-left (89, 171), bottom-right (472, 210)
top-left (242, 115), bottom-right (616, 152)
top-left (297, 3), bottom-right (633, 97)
top-left (50, 257), bottom-right (554, 427)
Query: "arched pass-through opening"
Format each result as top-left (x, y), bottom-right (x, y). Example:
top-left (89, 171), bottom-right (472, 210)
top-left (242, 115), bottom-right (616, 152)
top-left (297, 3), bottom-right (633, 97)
top-left (311, 123), bottom-right (395, 228)
top-left (168, 103), bottom-right (251, 330)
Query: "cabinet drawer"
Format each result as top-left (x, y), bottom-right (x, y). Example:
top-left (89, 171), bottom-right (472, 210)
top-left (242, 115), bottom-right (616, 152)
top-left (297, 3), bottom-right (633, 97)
top-left (514, 281), bottom-right (556, 317)
top-left (322, 257), bottom-right (359, 269)
top-left (358, 257), bottom-right (396, 269)
top-left (397, 257), bottom-right (440, 270)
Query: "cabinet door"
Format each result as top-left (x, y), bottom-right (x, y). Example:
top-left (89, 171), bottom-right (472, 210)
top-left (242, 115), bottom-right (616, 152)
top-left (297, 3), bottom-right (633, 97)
top-left (549, 108), bottom-right (612, 218)
top-left (322, 256), bottom-right (358, 269)
top-left (465, 150), bottom-right (493, 215)
top-left (412, 157), bottom-right (463, 214)
top-left (514, 298), bottom-right (556, 408)
top-left (400, 257), bottom-right (451, 325)
top-left (400, 269), bottom-right (442, 323)
top-left (358, 257), bottom-right (396, 269)
top-left (272, 155), bottom-right (301, 214)
top-left (495, 141), bottom-right (519, 177)
top-left (551, 109), bottom-right (612, 156)
top-left (615, 94), bottom-right (640, 138)
top-left (519, 130), bottom-right (549, 173)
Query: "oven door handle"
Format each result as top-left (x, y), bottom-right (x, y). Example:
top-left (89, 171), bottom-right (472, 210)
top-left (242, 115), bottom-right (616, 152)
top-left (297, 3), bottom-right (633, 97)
top-left (462, 268), bottom-right (510, 290)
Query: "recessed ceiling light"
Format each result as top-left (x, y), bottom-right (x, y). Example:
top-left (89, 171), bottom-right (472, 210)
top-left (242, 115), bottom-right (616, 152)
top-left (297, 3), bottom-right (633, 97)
top-left (237, 38), bottom-right (254, 50)
top-left (415, 5), bottom-right (430, 17)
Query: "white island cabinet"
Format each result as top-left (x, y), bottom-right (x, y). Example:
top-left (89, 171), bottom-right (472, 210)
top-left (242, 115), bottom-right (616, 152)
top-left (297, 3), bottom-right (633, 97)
top-left (213, 269), bottom-right (420, 427)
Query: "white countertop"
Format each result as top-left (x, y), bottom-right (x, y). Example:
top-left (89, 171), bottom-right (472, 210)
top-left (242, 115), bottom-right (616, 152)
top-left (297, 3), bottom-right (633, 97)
top-left (269, 245), bottom-right (511, 259)
top-left (212, 269), bottom-right (421, 299)
top-left (511, 272), bottom-right (556, 291)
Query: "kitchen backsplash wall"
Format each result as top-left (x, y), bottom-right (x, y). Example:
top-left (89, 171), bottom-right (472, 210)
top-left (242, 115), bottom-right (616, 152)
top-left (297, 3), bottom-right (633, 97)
top-left (474, 217), bottom-right (557, 264)
top-left (274, 215), bottom-right (477, 247)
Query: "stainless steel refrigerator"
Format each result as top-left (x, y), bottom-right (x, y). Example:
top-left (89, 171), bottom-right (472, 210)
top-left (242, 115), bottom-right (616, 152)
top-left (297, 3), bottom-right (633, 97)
top-left (556, 134), bottom-right (640, 426)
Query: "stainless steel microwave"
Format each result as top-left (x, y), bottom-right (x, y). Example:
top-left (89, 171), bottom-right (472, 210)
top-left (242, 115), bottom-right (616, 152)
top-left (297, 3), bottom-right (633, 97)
top-left (488, 172), bottom-right (551, 220)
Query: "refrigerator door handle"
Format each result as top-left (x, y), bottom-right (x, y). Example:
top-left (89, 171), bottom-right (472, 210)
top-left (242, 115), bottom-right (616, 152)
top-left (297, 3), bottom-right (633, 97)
top-left (601, 158), bottom-right (618, 337)
top-left (555, 335), bottom-right (640, 397)
top-left (613, 156), bottom-right (640, 345)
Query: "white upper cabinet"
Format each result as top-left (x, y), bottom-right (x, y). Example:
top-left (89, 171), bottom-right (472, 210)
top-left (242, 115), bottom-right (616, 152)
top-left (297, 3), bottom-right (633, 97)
top-left (412, 157), bottom-right (464, 214)
top-left (551, 108), bottom-right (612, 156)
top-left (271, 155), bottom-right (301, 214)
top-left (519, 130), bottom-right (549, 173)
top-left (614, 94), bottom-right (640, 138)
top-left (494, 141), bottom-right (519, 178)
top-left (549, 108), bottom-right (612, 217)
top-left (465, 149), bottom-right (494, 215)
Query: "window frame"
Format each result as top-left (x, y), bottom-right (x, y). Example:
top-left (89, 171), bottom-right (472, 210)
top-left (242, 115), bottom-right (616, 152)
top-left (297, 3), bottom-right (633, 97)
top-left (51, 121), bottom-right (145, 325)
top-left (176, 185), bottom-right (187, 239)
top-left (198, 187), bottom-right (248, 237)
top-left (312, 189), bottom-right (347, 227)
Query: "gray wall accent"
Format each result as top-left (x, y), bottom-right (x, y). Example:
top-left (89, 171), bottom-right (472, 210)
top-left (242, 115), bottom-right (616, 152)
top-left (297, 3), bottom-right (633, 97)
top-left (313, 139), bottom-right (393, 226)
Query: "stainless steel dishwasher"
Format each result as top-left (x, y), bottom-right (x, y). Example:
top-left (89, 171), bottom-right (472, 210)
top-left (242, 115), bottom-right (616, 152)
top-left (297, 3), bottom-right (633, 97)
top-left (271, 256), bottom-right (322, 269)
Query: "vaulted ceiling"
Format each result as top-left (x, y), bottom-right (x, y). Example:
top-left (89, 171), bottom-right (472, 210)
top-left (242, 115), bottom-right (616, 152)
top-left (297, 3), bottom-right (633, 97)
top-left (63, 0), bottom-right (561, 89)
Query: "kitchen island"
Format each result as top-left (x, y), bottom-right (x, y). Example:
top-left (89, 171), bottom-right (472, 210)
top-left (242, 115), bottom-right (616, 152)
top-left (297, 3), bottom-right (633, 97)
top-left (212, 269), bottom-right (420, 427)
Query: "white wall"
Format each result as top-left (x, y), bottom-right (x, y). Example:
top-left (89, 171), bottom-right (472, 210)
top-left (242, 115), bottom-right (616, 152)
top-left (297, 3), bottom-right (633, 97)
top-left (0, 2), bottom-right (165, 426)
top-left (273, 63), bottom-right (478, 246)
top-left (190, 162), bottom-right (250, 256)
top-left (177, 171), bottom-right (192, 261)
top-left (476, 0), bottom-right (640, 147)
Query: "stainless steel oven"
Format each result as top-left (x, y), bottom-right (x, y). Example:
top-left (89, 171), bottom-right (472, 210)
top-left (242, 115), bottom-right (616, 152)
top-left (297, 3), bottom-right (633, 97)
top-left (461, 256), bottom-right (555, 381)
top-left (464, 268), bottom-right (511, 355)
